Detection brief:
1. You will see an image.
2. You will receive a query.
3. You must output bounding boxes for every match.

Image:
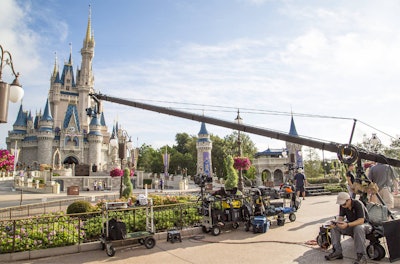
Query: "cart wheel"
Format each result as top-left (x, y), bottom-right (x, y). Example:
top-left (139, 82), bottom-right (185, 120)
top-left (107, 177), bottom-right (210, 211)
top-left (367, 243), bottom-right (385, 260)
top-left (316, 234), bottom-right (331, 249)
top-left (289, 213), bottom-right (296, 222)
top-left (202, 226), bottom-right (210, 233)
top-left (144, 237), bottom-right (156, 249)
top-left (277, 218), bottom-right (285, 226)
top-left (101, 242), bottom-right (105, 250)
top-left (106, 245), bottom-right (115, 257)
top-left (138, 238), bottom-right (145, 245)
top-left (212, 226), bottom-right (221, 236)
top-left (232, 222), bottom-right (239, 229)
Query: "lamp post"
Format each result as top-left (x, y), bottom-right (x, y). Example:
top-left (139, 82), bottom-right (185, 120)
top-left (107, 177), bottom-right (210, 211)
top-left (0, 44), bottom-right (24, 123)
top-left (235, 109), bottom-right (244, 192)
top-left (369, 133), bottom-right (381, 153)
top-left (110, 130), bottom-right (132, 198)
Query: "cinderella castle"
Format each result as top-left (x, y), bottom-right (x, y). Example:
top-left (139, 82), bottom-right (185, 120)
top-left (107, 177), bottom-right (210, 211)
top-left (5, 11), bottom-right (118, 174)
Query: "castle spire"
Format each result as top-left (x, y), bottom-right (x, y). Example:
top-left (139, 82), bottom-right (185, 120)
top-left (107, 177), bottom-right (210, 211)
top-left (52, 52), bottom-right (58, 77)
top-left (84, 5), bottom-right (93, 47)
top-left (289, 114), bottom-right (298, 136)
top-left (68, 43), bottom-right (73, 65)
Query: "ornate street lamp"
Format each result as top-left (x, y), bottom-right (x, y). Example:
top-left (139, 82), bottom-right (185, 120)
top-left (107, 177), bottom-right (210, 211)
top-left (0, 44), bottom-right (24, 123)
top-left (235, 109), bottom-right (244, 192)
top-left (110, 129), bottom-right (133, 198)
top-left (369, 133), bottom-right (381, 153)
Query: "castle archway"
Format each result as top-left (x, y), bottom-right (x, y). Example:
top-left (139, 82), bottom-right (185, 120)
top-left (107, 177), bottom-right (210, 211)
top-left (261, 170), bottom-right (271, 182)
top-left (273, 169), bottom-right (284, 186)
top-left (63, 156), bottom-right (79, 165)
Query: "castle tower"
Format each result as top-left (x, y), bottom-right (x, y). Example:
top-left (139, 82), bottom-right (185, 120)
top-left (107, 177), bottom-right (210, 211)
top-left (49, 54), bottom-right (61, 126)
top-left (88, 112), bottom-right (103, 170)
top-left (77, 7), bottom-right (95, 133)
top-left (37, 99), bottom-right (54, 164)
top-left (286, 115), bottom-right (303, 169)
top-left (196, 122), bottom-right (213, 177)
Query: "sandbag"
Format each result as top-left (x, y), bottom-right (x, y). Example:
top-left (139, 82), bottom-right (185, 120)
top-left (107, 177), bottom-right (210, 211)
top-left (366, 202), bottom-right (388, 225)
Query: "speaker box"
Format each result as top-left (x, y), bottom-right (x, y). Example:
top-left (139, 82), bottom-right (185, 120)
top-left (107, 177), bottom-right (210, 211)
top-left (382, 219), bottom-right (400, 262)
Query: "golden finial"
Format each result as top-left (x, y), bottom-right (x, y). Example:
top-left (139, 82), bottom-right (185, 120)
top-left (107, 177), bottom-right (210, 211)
top-left (52, 52), bottom-right (58, 77)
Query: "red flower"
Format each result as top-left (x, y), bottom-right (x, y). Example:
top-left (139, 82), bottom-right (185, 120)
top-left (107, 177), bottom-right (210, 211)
top-left (233, 157), bottom-right (251, 170)
top-left (110, 168), bottom-right (123, 177)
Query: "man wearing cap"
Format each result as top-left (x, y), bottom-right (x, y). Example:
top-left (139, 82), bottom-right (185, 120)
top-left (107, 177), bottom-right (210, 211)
top-left (325, 192), bottom-right (371, 264)
top-left (294, 168), bottom-right (307, 200)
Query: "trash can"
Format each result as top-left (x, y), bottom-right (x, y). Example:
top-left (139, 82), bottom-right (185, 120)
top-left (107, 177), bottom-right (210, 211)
top-left (67, 186), bottom-right (79, 195)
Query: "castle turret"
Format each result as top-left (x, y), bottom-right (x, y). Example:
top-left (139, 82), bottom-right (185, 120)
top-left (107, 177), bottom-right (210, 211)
top-left (49, 54), bottom-right (61, 127)
top-left (196, 122), bottom-right (213, 177)
top-left (286, 115), bottom-right (303, 169)
top-left (37, 99), bottom-right (54, 164)
top-left (88, 112), bottom-right (103, 171)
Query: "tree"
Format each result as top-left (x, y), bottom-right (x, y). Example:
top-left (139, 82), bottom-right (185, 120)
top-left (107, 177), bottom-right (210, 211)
top-left (384, 137), bottom-right (400, 160)
top-left (174, 133), bottom-right (191, 154)
top-left (223, 131), bottom-right (257, 159)
top-left (224, 155), bottom-right (238, 189)
top-left (303, 147), bottom-right (323, 178)
top-left (210, 135), bottom-right (228, 178)
top-left (137, 144), bottom-right (163, 174)
top-left (171, 135), bottom-right (197, 176)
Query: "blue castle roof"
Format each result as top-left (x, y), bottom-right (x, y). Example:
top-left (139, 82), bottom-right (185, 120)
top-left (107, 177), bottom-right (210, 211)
top-left (13, 104), bottom-right (27, 127)
top-left (40, 99), bottom-right (53, 122)
top-left (198, 122), bottom-right (209, 135)
top-left (289, 116), bottom-right (298, 136)
top-left (63, 104), bottom-right (80, 131)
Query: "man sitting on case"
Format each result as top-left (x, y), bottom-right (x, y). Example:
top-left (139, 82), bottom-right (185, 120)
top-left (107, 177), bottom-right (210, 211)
top-left (325, 192), bottom-right (372, 264)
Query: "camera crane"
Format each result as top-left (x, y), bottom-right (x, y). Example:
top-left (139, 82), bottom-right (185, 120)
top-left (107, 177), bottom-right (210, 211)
top-left (89, 92), bottom-right (400, 168)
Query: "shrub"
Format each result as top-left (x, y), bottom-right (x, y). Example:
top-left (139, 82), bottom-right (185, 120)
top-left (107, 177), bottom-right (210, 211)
top-left (122, 168), bottom-right (133, 198)
top-left (66, 200), bottom-right (94, 214)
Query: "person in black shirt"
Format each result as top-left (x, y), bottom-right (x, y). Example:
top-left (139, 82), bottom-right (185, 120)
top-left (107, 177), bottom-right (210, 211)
top-left (325, 192), bottom-right (371, 264)
top-left (293, 168), bottom-right (307, 200)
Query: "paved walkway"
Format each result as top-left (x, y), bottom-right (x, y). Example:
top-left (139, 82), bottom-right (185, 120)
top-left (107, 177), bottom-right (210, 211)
top-left (5, 194), bottom-right (400, 264)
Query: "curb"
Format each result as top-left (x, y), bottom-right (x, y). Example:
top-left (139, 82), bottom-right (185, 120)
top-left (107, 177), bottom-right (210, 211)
top-left (0, 227), bottom-right (202, 262)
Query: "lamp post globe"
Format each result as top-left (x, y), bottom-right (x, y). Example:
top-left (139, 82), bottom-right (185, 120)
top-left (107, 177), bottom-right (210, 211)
top-left (0, 44), bottom-right (23, 123)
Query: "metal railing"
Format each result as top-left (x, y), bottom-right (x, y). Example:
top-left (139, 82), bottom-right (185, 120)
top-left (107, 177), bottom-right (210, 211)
top-left (0, 191), bottom-right (199, 220)
top-left (0, 194), bottom-right (120, 220)
top-left (0, 202), bottom-right (200, 254)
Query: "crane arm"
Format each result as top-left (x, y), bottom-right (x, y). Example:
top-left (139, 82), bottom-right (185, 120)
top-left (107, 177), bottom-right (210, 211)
top-left (90, 93), bottom-right (400, 167)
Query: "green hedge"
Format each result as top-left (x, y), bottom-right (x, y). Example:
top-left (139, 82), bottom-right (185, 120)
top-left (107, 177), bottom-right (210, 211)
top-left (307, 176), bottom-right (340, 184)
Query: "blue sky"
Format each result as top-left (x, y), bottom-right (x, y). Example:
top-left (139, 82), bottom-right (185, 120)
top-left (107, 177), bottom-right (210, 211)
top-left (1, 0), bottom-right (400, 158)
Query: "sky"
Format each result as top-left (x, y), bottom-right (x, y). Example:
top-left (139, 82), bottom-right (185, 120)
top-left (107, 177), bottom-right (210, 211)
top-left (1, 0), bottom-right (400, 159)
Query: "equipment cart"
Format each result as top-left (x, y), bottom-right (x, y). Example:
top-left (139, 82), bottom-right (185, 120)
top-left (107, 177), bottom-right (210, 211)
top-left (99, 200), bottom-right (156, 257)
top-left (199, 188), bottom-right (248, 236)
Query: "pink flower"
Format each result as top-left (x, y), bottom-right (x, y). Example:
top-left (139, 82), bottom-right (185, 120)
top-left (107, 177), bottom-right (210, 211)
top-left (0, 149), bottom-right (15, 171)
top-left (233, 157), bottom-right (251, 170)
top-left (110, 168), bottom-right (123, 177)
